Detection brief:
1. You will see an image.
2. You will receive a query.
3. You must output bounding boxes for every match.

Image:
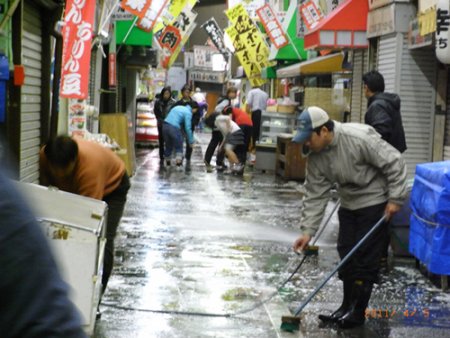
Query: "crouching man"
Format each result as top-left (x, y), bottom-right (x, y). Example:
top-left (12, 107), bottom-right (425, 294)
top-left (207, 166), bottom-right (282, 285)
top-left (292, 107), bottom-right (407, 328)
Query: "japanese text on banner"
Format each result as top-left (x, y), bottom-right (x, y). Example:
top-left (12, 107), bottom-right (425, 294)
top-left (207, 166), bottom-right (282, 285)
top-left (60, 0), bottom-right (96, 99)
top-left (120, 0), bottom-right (152, 18)
top-left (256, 4), bottom-right (288, 49)
top-left (137, 0), bottom-right (169, 32)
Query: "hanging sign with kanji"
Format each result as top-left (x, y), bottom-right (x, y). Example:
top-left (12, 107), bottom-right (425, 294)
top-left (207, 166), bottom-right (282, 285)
top-left (201, 17), bottom-right (228, 55)
top-left (225, 4), bottom-right (270, 86)
top-left (256, 4), bottom-right (288, 49)
top-left (165, 8), bottom-right (198, 68)
top-left (60, 0), bottom-right (96, 99)
top-left (154, 0), bottom-right (196, 33)
top-left (137, 0), bottom-right (169, 32)
top-left (300, 0), bottom-right (324, 31)
top-left (436, 0), bottom-right (450, 64)
top-left (158, 25), bottom-right (182, 68)
top-left (120, 0), bottom-right (152, 18)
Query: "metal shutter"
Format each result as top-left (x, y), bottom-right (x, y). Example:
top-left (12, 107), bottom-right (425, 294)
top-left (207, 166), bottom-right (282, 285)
top-left (378, 33), bottom-right (436, 177)
top-left (350, 49), bottom-right (368, 123)
top-left (21, 2), bottom-right (42, 183)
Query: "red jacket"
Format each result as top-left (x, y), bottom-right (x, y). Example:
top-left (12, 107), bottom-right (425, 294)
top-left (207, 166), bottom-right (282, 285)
top-left (231, 107), bottom-right (253, 126)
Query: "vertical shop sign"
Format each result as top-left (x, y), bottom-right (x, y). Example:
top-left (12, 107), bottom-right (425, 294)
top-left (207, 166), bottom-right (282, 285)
top-left (201, 18), bottom-right (228, 55)
top-left (299, 0), bottom-right (324, 30)
top-left (60, 0), bottom-right (96, 99)
top-left (68, 99), bottom-right (87, 137)
top-left (120, 0), bottom-right (152, 18)
top-left (225, 3), bottom-right (270, 76)
top-left (137, 0), bottom-right (169, 32)
top-left (256, 4), bottom-right (288, 49)
top-left (436, 0), bottom-right (450, 64)
top-left (108, 53), bottom-right (116, 87)
top-left (158, 25), bottom-right (181, 68)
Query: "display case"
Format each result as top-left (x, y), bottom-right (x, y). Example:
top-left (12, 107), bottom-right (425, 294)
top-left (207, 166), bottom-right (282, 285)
top-left (260, 110), bottom-right (298, 145)
top-left (135, 101), bottom-right (159, 145)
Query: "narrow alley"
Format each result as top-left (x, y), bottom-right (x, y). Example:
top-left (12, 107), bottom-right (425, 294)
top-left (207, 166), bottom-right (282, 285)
top-left (93, 135), bottom-right (450, 338)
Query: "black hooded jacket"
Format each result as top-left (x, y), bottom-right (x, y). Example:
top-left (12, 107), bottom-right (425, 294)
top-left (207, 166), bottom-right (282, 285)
top-left (365, 92), bottom-right (407, 153)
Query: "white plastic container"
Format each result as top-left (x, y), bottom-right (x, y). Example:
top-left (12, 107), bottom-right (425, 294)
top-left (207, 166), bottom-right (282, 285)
top-left (16, 182), bottom-right (107, 337)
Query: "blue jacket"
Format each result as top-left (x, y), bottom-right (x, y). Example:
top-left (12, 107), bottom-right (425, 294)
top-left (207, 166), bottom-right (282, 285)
top-left (0, 171), bottom-right (86, 337)
top-left (164, 105), bottom-right (194, 144)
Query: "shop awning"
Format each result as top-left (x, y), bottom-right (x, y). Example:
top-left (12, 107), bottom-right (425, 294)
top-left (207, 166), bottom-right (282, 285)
top-left (276, 52), bottom-right (345, 78)
top-left (262, 66), bottom-right (277, 79)
top-left (304, 0), bottom-right (369, 50)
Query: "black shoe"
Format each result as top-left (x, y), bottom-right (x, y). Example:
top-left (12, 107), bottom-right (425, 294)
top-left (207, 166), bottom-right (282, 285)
top-left (319, 279), bottom-right (352, 323)
top-left (338, 280), bottom-right (373, 329)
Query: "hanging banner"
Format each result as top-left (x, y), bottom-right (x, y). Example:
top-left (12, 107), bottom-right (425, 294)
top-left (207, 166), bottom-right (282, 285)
top-left (256, 4), bottom-right (288, 49)
top-left (60, 0), bottom-right (96, 99)
top-left (225, 4), bottom-right (270, 86)
top-left (436, 0), bottom-right (450, 64)
top-left (227, 0), bottom-right (265, 18)
top-left (137, 0), bottom-right (169, 32)
top-left (158, 25), bottom-right (182, 68)
top-left (108, 53), bottom-right (116, 87)
top-left (201, 17), bottom-right (228, 55)
top-left (165, 9), bottom-right (198, 68)
top-left (120, 0), bottom-right (152, 18)
top-left (154, 0), bottom-right (196, 33)
top-left (300, 0), bottom-right (324, 31)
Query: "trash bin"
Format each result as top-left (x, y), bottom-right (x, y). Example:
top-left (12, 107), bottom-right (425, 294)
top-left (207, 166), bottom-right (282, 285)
top-left (17, 182), bottom-right (107, 337)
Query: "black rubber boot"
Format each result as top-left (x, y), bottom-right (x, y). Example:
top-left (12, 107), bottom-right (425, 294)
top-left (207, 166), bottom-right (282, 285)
top-left (318, 279), bottom-right (352, 323)
top-left (338, 280), bottom-right (373, 329)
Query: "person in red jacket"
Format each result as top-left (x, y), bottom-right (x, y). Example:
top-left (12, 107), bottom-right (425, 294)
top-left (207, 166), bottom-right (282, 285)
top-left (222, 106), bottom-right (253, 161)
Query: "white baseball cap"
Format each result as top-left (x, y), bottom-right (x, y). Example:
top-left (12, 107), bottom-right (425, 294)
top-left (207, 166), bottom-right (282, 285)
top-left (292, 106), bottom-right (330, 143)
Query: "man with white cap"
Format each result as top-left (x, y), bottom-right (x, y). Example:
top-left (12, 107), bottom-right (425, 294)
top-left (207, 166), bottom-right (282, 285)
top-left (292, 106), bottom-right (408, 329)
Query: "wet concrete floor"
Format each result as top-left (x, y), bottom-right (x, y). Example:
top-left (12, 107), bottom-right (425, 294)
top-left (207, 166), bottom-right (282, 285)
top-left (94, 132), bottom-right (450, 338)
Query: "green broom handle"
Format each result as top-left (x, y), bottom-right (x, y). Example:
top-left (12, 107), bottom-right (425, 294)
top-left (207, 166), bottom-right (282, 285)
top-left (294, 215), bottom-right (387, 316)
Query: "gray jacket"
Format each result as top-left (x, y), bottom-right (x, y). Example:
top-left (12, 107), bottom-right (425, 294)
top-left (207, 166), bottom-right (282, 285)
top-left (300, 121), bottom-right (408, 237)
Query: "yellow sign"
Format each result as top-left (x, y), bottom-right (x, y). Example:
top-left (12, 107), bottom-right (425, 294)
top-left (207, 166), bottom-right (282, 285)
top-left (225, 4), bottom-right (270, 86)
top-left (154, 0), bottom-right (196, 32)
top-left (418, 8), bottom-right (436, 36)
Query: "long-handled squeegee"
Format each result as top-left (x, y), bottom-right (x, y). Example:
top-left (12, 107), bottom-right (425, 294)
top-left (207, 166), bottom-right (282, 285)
top-left (280, 215), bottom-right (386, 332)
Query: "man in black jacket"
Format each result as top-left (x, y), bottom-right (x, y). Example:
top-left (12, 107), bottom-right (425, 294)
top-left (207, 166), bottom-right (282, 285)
top-left (363, 70), bottom-right (407, 153)
top-left (363, 70), bottom-right (407, 266)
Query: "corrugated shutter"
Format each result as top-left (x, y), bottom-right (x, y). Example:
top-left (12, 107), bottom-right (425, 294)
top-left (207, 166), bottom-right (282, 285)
top-left (21, 2), bottom-right (42, 183)
top-left (378, 33), bottom-right (436, 177)
top-left (444, 71), bottom-right (450, 160)
top-left (350, 49), bottom-right (368, 123)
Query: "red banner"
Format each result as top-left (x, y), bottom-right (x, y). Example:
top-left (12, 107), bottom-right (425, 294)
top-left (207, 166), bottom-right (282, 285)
top-left (60, 0), bottom-right (96, 99)
top-left (120, 0), bottom-right (152, 18)
top-left (256, 4), bottom-right (288, 49)
top-left (158, 25), bottom-right (181, 68)
top-left (108, 53), bottom-right (116, 87)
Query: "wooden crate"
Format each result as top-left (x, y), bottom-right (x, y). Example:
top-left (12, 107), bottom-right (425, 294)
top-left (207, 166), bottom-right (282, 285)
top-left (276, 134), bottom-right (307, 180)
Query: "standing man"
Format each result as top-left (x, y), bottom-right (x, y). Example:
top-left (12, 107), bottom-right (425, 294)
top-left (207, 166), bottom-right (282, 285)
top-left (246, 85), bottom-right (268, 158)
top-left (363, 70), bottom-right (407, 153)
top-left (0, 169), bottom-right (86, 337)
top-left (292, 107), bottom-right (407, 329)
top-left (363, 70), bottom-right (407, 264)
top-left (154, 86), bottom-right (176, 165)
top-left (39, 136), bottom-right (130, 303)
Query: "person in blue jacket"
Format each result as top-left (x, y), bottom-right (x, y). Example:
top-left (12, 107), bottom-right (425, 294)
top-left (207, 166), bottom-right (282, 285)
top-left (163, 101), bottom-right (198, 167)
top-left (0, 169), bottom-right (86, 337)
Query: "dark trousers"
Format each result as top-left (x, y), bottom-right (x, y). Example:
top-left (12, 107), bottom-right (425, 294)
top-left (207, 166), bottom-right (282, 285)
top-left (240, 124), bottom-right (253, 153)
top-left (157, 119), bottom-right (164, 160)
top-left (204, 130), bottom-right (224, 165)
top-left (102, 173), bottom-right (130, 292)
top-left (337, 202), bottom-right (387, 283)
top-left (251, 110), bottom-right (262, 149)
